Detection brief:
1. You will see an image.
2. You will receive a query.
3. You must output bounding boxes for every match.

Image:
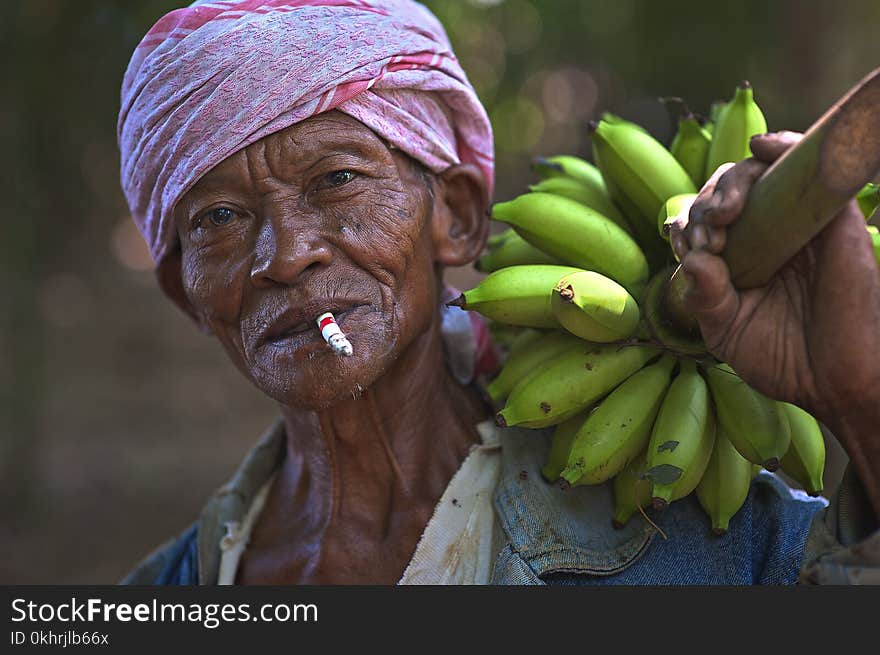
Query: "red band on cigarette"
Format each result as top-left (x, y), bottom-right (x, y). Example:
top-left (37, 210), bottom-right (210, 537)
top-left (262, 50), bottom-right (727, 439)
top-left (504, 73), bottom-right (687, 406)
top-left (318, 316), bottom-right (335, 330)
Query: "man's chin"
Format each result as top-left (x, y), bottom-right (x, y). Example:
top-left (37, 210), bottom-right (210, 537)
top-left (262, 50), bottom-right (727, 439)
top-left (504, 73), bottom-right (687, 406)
top-left (252, 364), bottom-right (381, 411)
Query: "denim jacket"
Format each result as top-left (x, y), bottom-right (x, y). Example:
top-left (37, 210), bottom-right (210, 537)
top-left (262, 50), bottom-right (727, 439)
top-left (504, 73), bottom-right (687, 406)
top-left (121, 418), bottom-right (880, 585)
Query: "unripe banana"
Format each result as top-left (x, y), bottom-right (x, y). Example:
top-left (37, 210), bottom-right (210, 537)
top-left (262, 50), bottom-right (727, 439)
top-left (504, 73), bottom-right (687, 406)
top-left (601, 112), bottom-right (650, 134)
top-left (448, 264), bottom-right (581, 329)
top-left (491, 192), bottom-right (649, 296)
top-left (704, 81), bottom-right (768, 179)
top-left (868, 225), bottom-right (880, 266)
top-left (701, 100), bottom-right (728, 137)
top-left (657, 193), bottom-right (698, 241)
top-left (612, 449), bottom-right (653, 529)
top-left (476, 228), bottom-right (563, 272)
top-left (857, 183), bottom-right (879, 220)
top-left (550, 270), bottom-right (641, 343)
top-left (505, 327), bottom-right (543, 353)
top-left (641, 267), bottom-right (707, 356)
top-left (528, 177), bottom-right (632, 234)
top-left (709, 100), bottom-right (727, 123)
top-left (496, 343), bottom-right (656, 429)
top-left (670, 114), bottom-right (712, 188)
top-left (589, 117), bottom-right (697, 263)
top-left (695, 422), bottom-right (754, 535)
top-left (542, 410), bottom-right (588, 482)
top-left (778, 402), bottom-right (826, 497)
top-left (703, 363), bottom-right (791, 470)
top-left (559, 353), bottom-right (676, 486)
top-left (487, 230), bottom-right (509, 249)
top-left (487, 321), bottom-right (532, 352)
top-left (486, 331), bottom-right (581, 403)
top-left (531, 154), bottom-right (607, 189)
top-left (646, 360), bottom-right (714, 509)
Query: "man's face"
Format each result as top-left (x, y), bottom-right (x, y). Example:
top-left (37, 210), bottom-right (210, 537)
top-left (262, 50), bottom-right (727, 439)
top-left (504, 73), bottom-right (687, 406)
top-left (172, 112), bottom-right (442, 409)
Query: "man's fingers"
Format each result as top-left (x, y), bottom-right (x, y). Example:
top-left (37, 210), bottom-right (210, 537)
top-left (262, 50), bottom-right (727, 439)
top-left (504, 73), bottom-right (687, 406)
top-left (679, 249), bottom-right (739, 347)
top-left (691, 157), bottom-right (768, 228)
top-left (749, 130), bottom-right (803, 163)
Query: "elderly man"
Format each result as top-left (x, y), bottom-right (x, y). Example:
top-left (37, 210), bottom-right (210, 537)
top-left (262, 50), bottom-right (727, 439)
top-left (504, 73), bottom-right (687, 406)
top-left (118, 0), bottom-right (880, 585)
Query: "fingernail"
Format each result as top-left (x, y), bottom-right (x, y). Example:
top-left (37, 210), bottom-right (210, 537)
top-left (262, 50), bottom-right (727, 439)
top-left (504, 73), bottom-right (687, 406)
top-left (691, 224), bottom-right (708, 250)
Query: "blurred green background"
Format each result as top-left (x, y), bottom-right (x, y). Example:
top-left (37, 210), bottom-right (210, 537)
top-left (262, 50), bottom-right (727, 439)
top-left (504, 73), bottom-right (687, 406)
top-left (2, 0), bottom-right (875, 583)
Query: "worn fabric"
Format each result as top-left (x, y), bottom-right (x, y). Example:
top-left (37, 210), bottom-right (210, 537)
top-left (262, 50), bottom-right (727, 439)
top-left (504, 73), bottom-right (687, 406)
top-left (118, 0), bottom-right (494, 265)
top-left (217, 474), bottom-right (275, 585)
top-left (121, 417), bottom-right (880, 586)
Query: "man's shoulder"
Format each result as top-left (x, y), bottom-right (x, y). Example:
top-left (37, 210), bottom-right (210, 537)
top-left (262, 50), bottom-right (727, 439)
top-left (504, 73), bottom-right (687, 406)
top-left (120, 522), bottom-right (200, 585)
top-left (120, 416), bottom-right (288, 586)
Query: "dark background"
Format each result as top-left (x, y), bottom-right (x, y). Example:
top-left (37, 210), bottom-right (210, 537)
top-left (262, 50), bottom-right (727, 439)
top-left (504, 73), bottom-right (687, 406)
top-left (2, 0), bottom-right (876, 583)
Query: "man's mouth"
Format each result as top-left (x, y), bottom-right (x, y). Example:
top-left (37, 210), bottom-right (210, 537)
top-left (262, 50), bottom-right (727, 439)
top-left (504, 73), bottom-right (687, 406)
top-left (259, 303), bottom-right (363, 351)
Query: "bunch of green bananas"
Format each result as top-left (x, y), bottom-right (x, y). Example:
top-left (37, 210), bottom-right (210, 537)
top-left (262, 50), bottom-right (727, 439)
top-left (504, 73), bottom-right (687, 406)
top-left (454, 81), bottom-right (850, 535)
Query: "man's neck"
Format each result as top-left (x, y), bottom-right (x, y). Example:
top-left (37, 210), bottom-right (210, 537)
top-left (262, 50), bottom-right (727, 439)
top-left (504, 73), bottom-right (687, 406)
top-left (276, 317), bottom-right (489, 540)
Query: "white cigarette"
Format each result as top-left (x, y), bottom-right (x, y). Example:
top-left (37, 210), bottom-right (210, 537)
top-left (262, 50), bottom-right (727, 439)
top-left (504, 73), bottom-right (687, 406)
top-left (316, 312), bottom-right (353, 356)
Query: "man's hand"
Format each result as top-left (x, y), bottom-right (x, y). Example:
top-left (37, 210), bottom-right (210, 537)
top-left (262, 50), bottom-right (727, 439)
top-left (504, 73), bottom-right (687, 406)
top-left (669, 130), bottom-right (880, 445)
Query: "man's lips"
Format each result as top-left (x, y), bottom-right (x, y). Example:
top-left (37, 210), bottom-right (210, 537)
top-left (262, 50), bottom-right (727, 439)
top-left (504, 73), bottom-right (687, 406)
top-left (257, 300), bottom-right (366, 349)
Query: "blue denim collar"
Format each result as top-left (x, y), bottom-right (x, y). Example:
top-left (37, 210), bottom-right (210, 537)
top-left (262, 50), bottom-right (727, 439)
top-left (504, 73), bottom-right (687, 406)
top-left (493, 426), bottom-right (656, 578)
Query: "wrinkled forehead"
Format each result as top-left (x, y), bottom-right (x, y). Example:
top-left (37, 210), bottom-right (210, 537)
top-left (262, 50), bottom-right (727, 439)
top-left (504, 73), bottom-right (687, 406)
top-left (184, 111), bottom-right (399, 195)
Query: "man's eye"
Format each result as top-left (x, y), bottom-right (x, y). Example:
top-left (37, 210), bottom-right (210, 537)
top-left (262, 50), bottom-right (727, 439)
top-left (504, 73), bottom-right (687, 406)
top-left (325, 170), bottom-right (356, 188)
top-left (206, 207), bottom-right (236, 226)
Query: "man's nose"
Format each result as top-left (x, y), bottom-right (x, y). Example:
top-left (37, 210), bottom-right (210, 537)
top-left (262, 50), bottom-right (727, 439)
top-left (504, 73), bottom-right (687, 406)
top-left (249, 217), bottom-right (333, 287)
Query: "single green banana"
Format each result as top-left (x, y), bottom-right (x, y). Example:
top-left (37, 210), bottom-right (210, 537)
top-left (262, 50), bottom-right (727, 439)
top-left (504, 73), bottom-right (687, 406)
top-left (505, 327), bottom-right (544, 354)
top-left (486, 331), bottom-right (581, 403)
top-left (704, 81), bottom-right (768, 180)
top-left (531, 155), bottom-right (606, 189)
top-left (601, 112), bottom-right (650, 134)
top-left (496, 343), bottom-right (656, 429)
top-left (612, 449), bottom-right (653, 529)
top-left (857, 183), bottom-right (879, 219)
top-left (702, 100), bottom-right (727, 137)
top-left (589, 117), bottom-right (697, 264)
top-left (542, 410), bottom-right (589, 482)
top-left (696, 422), bottom-right (754, 535)
top-left (476, 228), bottom-right (563, 272)
top-left (868, 225), bottom-right (880, 266)
top-left (640, 266), bottom-right (707, 356)
top-left (487, 229), bottom-right (510, 249)
top-left (528, 177), bottom-right (632, 234)
top-left (559, 353), bottom-right (676, 486)
top-left (551, 270), bottom-right (641, 343)
top-left (709, 100), bottom-right (727, 124)
top-left (448, 264), bottom-right (581, 328)
top-left (670, 113), bottom-right (712, 188)
top-left (491, 192), bottom-right (649, 296)
top-left (778, 402), bottom-right (826, 497)
top-left (703, 363), bottom-right (791, 470)
top-left (646, 359), bottom-right (714, 509)
top-left (487, 321), bottom-right (532, 351)
top-left (657, 192), bottom-right (698, 241)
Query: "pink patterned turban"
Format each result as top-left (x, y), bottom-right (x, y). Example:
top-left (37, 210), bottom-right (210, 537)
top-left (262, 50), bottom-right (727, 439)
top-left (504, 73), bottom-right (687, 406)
top-left (118, 0), bottom-right (495, 265)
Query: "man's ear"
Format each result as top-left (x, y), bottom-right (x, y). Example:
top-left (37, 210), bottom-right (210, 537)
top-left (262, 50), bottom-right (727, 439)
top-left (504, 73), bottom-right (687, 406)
top-left (431, 163), bottom-right (490, 267)
top-left (155, 248), bottom-right (212, 335)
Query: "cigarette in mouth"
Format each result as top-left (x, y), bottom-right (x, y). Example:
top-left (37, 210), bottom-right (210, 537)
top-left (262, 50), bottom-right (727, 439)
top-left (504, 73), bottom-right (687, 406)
top-left (316, 312), bottom-right (353, 357)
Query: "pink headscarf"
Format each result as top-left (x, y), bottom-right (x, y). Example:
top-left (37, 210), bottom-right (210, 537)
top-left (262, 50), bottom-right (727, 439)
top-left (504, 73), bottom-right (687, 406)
top-left (118, 0), bottom-right (494, 265)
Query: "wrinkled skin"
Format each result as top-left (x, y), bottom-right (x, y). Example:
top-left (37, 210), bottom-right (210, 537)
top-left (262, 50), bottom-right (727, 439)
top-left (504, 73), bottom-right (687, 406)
top-left (159, 111), bottom-right (492, 583)
top-left (671, 131), bottom-right (880, 518)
